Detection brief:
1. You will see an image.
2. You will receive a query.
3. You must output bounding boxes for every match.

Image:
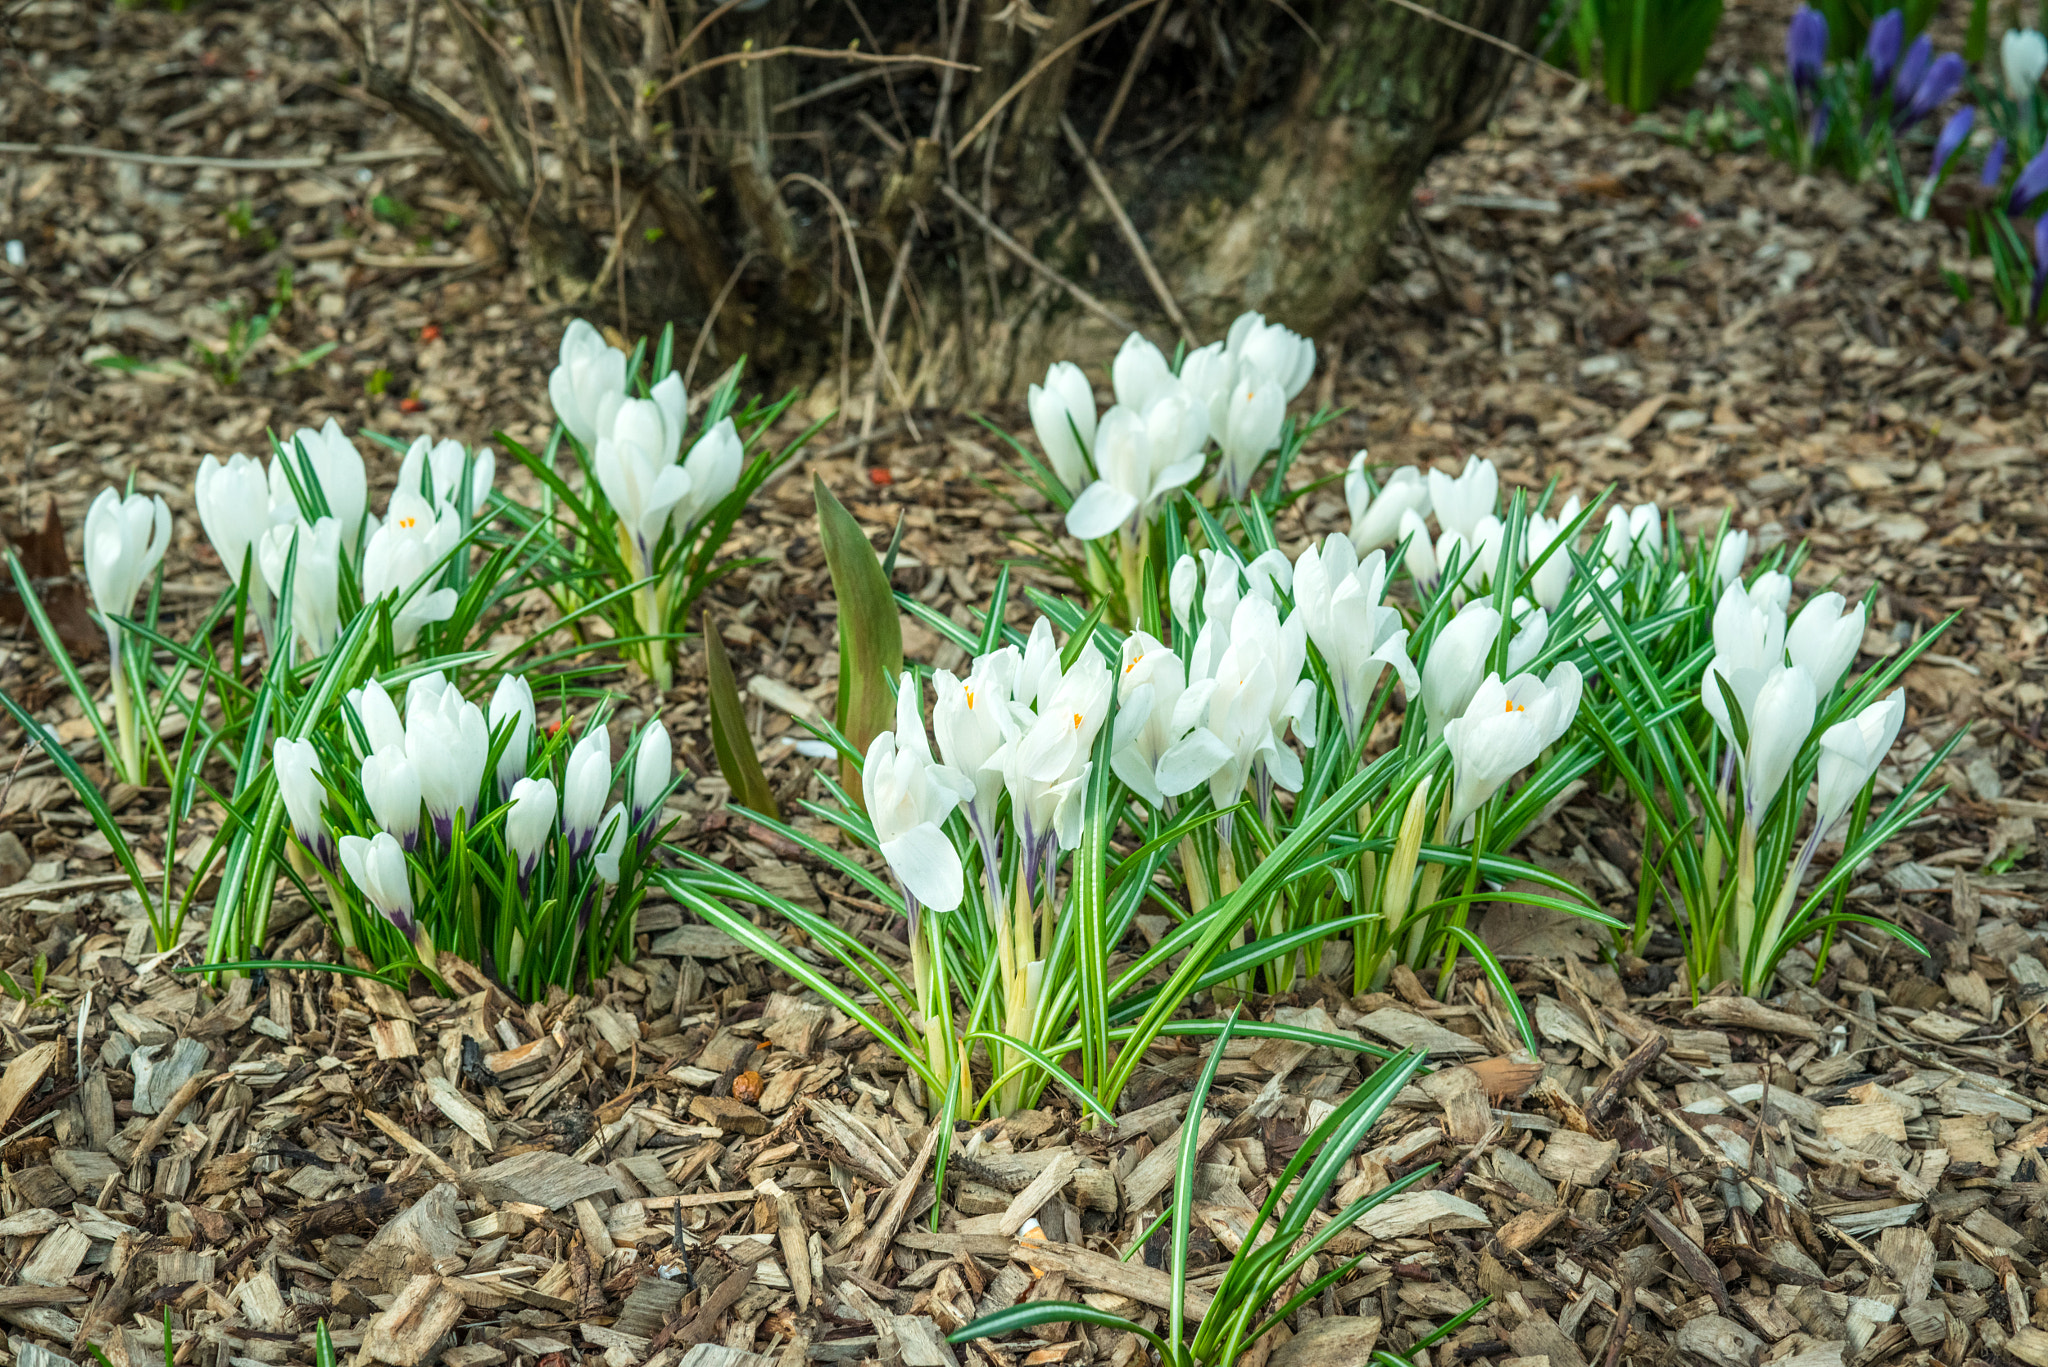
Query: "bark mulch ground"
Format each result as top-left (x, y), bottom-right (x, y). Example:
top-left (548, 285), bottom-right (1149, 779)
top-left (6, 4), bottom-right (2048, 1367)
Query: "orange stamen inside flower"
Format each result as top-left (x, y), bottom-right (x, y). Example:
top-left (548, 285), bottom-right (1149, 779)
top-left (399, 517), bottom-right (417, 529)
top-left (1505, 700), bottom-right (1525, 714)
top-left (965, 687), bottom-right (975, 710)
top-left (1126, 653), bottom-right (1142, 673)
top-left (1072, 713), bottom-right (1083, 730)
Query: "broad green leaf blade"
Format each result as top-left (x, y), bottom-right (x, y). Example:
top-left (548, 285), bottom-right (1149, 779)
top-left (703, 610), bottom-right (779, 818)
top-left (815, 475), bottom-right (903, 808)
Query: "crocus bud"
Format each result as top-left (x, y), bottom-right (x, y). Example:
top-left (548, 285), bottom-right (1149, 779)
top-left (1866, 9), bottom-right (1903, 95)
top-left (1913, 106), bottom-right (1973, 217)
top-left (670, 418), bottom-right (744, 535)
top-left (1225, 311), bottom-right (1316, 400)
top-left (933, 647), bottom-right (1021, 825)
top-left (339, 831), bottom-right (416, 937)
top-left (1786, 6), bottom-right (1827, 92)
top-left (1110, 332), bottom-right (1177, 413)
top-left (1345, 457), bottom-right (1431, 552)
top-left (361, 492), bottom-right (461, 652)
top-left (1815, 691), bottom-right (1906, 834)
top-left (280, 420), bottom-right (369, 554)
top-left (863, 722), bottom-right (971, 912)
top-left (349, 678), bottom-right (408, 757)
top-left (1892, 35), bottom-right (1931, 111)
top-left (1216, 373), bottom-right (1286, 500)
top-left (489, 674), bottom-right (536, 800)
top-left (258, 517), bottom-right (343, 655)
top-left (1421, 600), bottom-right (1502, 740)
top-left (274, 738), bottom-right (331, 867)
top-left (361, 749), bottom-right (422, 848)
top-left (506, 777), bottom-right (557, 883)
top-left (1984, 137), bottom-right (2009, 188)
top-left (84, 487), bottom-right (173, 639)
top-left (195, 453), bottom-right (274, 605)
top-left (1028, 361), bottom-right (1098, 494)
top-left (397, 436), bottom-right (494, 517)
top-left (1425, 455), bottom-right (1498, 541)
top-left (1398, 508), bottom-right (1438, 590)
top-left (548, 318), bottom-right (628, 448)
top-left (1741, 665), bottom-right (1817, 814)
top-left (2033, 215), bottom-right (2048, 321)
top-left (595, 401), bottom-right (692, 553)
top-left (1168, 555), bottom-right (1200, 635)
top-left (1713, 530), bottom-right (1750, 589)
top-left (592, 802), bottom-right (630, 885)
top-left (2006, 29), bottom-right (2047, 101)
top-left (1787, 592), bottom-right (1865, 696)
top-left (408, 687), bottom-right (489, 843)
top-left (630, 719), bottom-right (673, 828)
top-left (562, 722), bottom-right (612, 856)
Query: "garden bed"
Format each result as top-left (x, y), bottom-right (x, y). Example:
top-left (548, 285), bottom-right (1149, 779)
top-left (6, 2), bottom-right (2048, 1367)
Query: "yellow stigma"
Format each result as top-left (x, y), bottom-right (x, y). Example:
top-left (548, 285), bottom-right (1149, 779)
top-left (1125, 653), bottom-right (1142, 673)
top-left (1072, 712), bottom-right (1083, 730)
top-left (399, 516), bottom-right (417, 529)
top-left (965, 686), bottom-right (975, 710)
top-left (1505, 700), bottom-right (1525, 714)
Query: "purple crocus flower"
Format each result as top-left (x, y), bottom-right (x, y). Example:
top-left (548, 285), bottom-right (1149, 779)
top-left (2030, 214), bottom-right (2048, 321)
top-left (1892, 35), bottom-right (1933, 110)
top-left (1787, 6), bottom-right (1829, 92)
top-left (1983, 137), bottom-right (2009, 188)
top-left (1928, 106), bottom-right (1973, 181)
top-left (1899, 51), bottom-right (1964, 128)
top-left (2012, 147), bottom-right (2048, 213)
top-left (1867, 10), bottom-right (1905, 95)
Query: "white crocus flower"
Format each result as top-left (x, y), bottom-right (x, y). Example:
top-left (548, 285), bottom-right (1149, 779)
top-left (1111, 633), bottom-right (1231, 805)
top-left (407, 685), bottom-right (489, 843)
top-left (1109, 332), bottom-right (1180, 412)
top-left (1215, 373), bottom-right (1287, 499)
top-left (932, 647), bottom-right (1023, 837)
top-left (1740, 664), bottom-right (1817, 815)
top-left (1292, 536), bottom-right (1417, 745)
top-left (669, 418), bottom-right (743, 535)
top-left (83, 487), bottom-right (172, 666)
top-left (397, 436), bottom-right (494, 518)
top-left (488, 674), bottom-right (536, 800)
top-left (361, 749), bottom-right (423, 848)
top-left (629, 719), bottom-right (673, 828)
top-left (1064, 397), bottom-right (1209, 542)
top-left (1347, 458), bottom-right (1432, 552)
top-left (1012, 617), bottom-right (1064, 712)
top-left (2006, 29), bottom-right (2048, 101)
top-left (1787, 592), bottom-right (1865, 697)
top-left (997, 652), bottom-right (1112, 858)
top-left (549, 318), bottom-right (629, 448)
top-left (865, 673), bottom-right (974, 912)
top-left (1176, 341), bottom-right (1237, 434)
top-left (1398, 508), bottom-right (1438, 590)
top-left (348, 677), bottom-right (408, 757)
top-left (596, 371), bottom-right (686, 461)
top-left (1815, 691), bottom-right (1906, 835)
top-left (1701, 576), bottom-right (1790, 751)
top-left (506, 777), bottom-right (557, 882)
top-left (1627, 503), bottom-right (1662, 560)
top-left (361, 493), bottom-right (461, 652)
top-left (1714, 529), bottom-right (1750, 589)
top-left (1224, 311), bottom-right (1316, 400)
top-left (1028, 361), bottom-right (1098, 494)
top-left (1507, 601), bottom-right (1550, 674)
top-left (1751, 570), bottom-right (1793, 618)
top-left (339, 831), bottom-right (416, 937)
top-left (1242, 548), bottom-right (1293, 606)
top-left (258, 517), bottom-right (343, 656)
top-left (1169, 554), bottom-right (1201, 635)
top-left (595, 397), bottom-right (693, 553)
top-left (1597, 508), bottom-right (1634, 569)
top-left (1444, 664), bottom-right (1585, 828)
top-left (1427, 456), bottom-right (1498, 541)
top-left (278, 420), bottom-right (370, 553)
top-left (1526, 497), bottom-right (1580, 610)
top-left (592, 802), bottom-right (631, 885)
top-left (562, 722), bottom-right (612, 856)
top-left (1186, 596), bottom-right (1315, 810)
top-left (195, 453), bottom-right (274, 608)
top-left (274, 738), bottom-right (332, 865)
top-left (1421, 600), bottom-right (1503, 740)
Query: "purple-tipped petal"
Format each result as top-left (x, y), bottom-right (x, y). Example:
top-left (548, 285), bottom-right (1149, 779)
top-left (2012, 147), bottom-right (2048, 213)
top-left (1984, 137), bottom-right (2009, 188)
top-left (1867, 9), bottom-right (1905, 95)
top-left (1787, 6), bottom-right (1829, 91)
